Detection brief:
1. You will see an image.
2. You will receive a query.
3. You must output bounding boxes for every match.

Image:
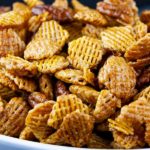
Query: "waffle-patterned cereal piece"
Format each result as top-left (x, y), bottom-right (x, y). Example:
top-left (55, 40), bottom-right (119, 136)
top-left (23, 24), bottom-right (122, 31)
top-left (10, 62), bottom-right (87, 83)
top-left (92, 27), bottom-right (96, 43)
top-left (82, 24), bottom-right (105, 39)
top-left (0, 97), bottom-right (29, 137)
top-left (133, 20), bottom-right (148, 40)
top-left (24, 39), bottom-right (61, 60)
top-left (98, 56), bottom-right (137, 100)
top-left (0, 70), bottom-right (18, 91)
top-left (93, 90), bottom-right (121, 123)
top-left (63, 22), bottom-right (82, 42)
top-left (28, 92), bottom-right (48, 108)
top-left (101, 26), bottom-right (135, 52)
top-left (74, 9), bottom-right (107, 26)
top-left (48, 94), bottom-right (89, 129)
top-left (0, 97), bottom-right (6, 113)
top-left (69, 85), bottom-right (99, 105)
top-left (28, 12), bottom-right (51, 33)
top-left (72, 0), bottom-right (90, 11)
top-left (125, 33), bottom-right (150, 60)
top-left (55, 69), bottom-right (87, 86)
top-left (0, 55), bottom-right (37, 77)
top-left (33, 21), bottom-right (69, 48)
top-left (112, 131), bottom-right (145, 149)
top-left (24, 0), bottom-right (44, 8)
top-left (17, 28), bottom-right (27, 42)
top-left (26, 101), bottom-right (55, 140)
top-left (13, 2), bottom-right (32, 22)
top-left (39, 74), bottom-right (53, 100)
top-left (0, 11), bottom-right (25, 29)
top-left (68, 36), bottom-right (104, 70)
top-left (45, 111), bottom-right (94, 147)
top-left (87, 134), bottom-right (111, 148)
top-left (4, 70), bottom-right (37, 92)
top-left (33, 55), bottom-right (69, 74)
top-left (19, 127), bottom-right (36, 141)
top-left (52, 0), bottom-right (68, 9)
top-left (0, 29), bottom-right (25, 57)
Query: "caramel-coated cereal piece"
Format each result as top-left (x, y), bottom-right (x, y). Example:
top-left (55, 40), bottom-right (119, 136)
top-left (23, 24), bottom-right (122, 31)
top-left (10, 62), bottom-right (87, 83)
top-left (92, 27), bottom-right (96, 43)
top-left (24, 0), bottom-right (44, 8)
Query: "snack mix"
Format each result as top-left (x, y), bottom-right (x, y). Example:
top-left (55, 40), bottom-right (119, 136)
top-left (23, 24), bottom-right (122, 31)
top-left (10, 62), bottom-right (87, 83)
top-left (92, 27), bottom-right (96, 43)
top-left (0, 0), bottom-right (150, 149)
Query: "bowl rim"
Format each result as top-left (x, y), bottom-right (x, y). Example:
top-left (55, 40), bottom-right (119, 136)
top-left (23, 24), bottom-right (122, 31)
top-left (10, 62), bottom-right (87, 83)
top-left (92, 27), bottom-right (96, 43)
top-left (0, 135), bottom-right (98, 150)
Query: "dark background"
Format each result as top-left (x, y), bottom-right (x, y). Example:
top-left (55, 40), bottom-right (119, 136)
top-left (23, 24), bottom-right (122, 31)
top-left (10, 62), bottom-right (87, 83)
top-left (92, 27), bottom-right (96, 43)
top-left (0, 0), bottom-right (150, 12)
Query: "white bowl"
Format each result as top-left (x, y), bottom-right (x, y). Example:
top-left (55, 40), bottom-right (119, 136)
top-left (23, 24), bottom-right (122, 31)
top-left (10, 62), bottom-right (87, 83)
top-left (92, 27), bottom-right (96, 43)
top-left (0, 135), bottom-right (98, 150)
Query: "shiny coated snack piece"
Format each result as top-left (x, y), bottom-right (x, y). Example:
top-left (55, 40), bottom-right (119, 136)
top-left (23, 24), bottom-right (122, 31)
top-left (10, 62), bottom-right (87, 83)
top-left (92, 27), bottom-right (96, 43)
top-left (74, 9), bottom-right (107, 26)
top-left (69, 85), bottom-right (99, 105)
top-left (97, 2), bottom-right (135, 25)
top-left (24, 0), bottom-right (44, 8)
top-left (138, 67), bottom-right (150, 87)
top-left (93, 90), bottom-right (121, 123)
top-left (0, 70), bottom-right (18, 91)
top-left (0, 11), bottom-right (25, 29)
top-left (32, 5), bottom-right (74, 23)
top-left (0, 55), bottom-right (37, 77)
top-left (33, 20), bottom-right (69, 48)
top-left (125, 33), bottom-right (150, 60)
top-left (13, 2), bottom-right (32, 22)
top-left (82, 24), bottom-right (105, 39)
top-left (0, 97), bottom-right (29, 137)
top-left (33, 55), bottom-right (69, 74)
top-left (63, 22), bottom-right (82, 42)
top-left (72, 0), bottom-right (89, 11)
top-left (101, 26), bottom-right (135, 52)
top-left (55, 80), bottom-right (70, 97)
top-left (45, 111), bottom-right (94, 147)
top-left (98, 56), bottom-right (137, 100)
top-left (26, 101), bottom-right (55, 140)
top-left (68, 36), bottom-right (104, 70)
top-left (0, 29), bottom-right (25, 57)
top-left (87, 134), bottom-right (111, 148)
top-left (28, 12), bottom-right (51, 33)
top-left (141, 10), bottom-right (150, 23)
top-left (28, 92), bottom-right (48, 108)
top-left (19, 127), bottom-right (36, 141)
top-left (133, 20), bottom-right (148, 40)
top-left (55, 69), bottom-right (87, 85)
top-left (24, 39), bottom-right (61, 60)
top-left (39, 74), bottom-right (53, 100)
top-left (48, 94), bottom-right (89, 129)
top-left (4, 70), bottom-right (37, 92)
top-left (52, 0), bottom-right (68, 9)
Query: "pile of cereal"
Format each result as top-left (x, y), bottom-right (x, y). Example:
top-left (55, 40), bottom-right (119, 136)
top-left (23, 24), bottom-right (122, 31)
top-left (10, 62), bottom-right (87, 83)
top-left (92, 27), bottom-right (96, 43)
top-left (0, 0), bottom-right (149, 149)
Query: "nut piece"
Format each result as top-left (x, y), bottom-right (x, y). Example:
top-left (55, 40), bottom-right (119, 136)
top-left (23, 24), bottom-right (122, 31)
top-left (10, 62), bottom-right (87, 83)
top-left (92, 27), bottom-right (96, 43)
top-left (68, 36), bottom-right (104, 70)
top-left (55, 69), bottom-right (87, 86)
top-left (125, 33), bottom-right (150, 60)
top-left (28, 92), bottom-right (48, 108)
top-left (0, 97), bottom-right (29, 137)
top-left (93, 90), bottom-right (121, 123)
top-left (26, 101), bottom-right (55, 140)
top-left (44, 111), bottom-right (94, 147)
top-left (98, 56), bottom-right (137, 100)
top-left (55, 80), bottom-right (70, 97)
top-left (101, 26), bottom-right (135, 53)
top-left (0, 55), bottom-right (37, 77)
top-left (39, 74), bottom-right (53, 100)
top-left (33, 20), bottom-right (69, 48)
top-left (33, 55), bottom-right (69, 74)
top-left (48, 94), bottom-right (89, 129)
top-left (97, 2), bottom-right (135, 25)
top-left (69, 85), bottom-right (99, 105)
top-left (140, 10), bottom-right (150, 23)
top-left (0, 29), bottom-right (25, 57)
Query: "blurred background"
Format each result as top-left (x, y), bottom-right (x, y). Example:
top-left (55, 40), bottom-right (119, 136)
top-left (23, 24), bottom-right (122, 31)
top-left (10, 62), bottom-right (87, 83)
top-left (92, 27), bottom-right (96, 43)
top-left (0, 0), bottom-right (150, 11)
